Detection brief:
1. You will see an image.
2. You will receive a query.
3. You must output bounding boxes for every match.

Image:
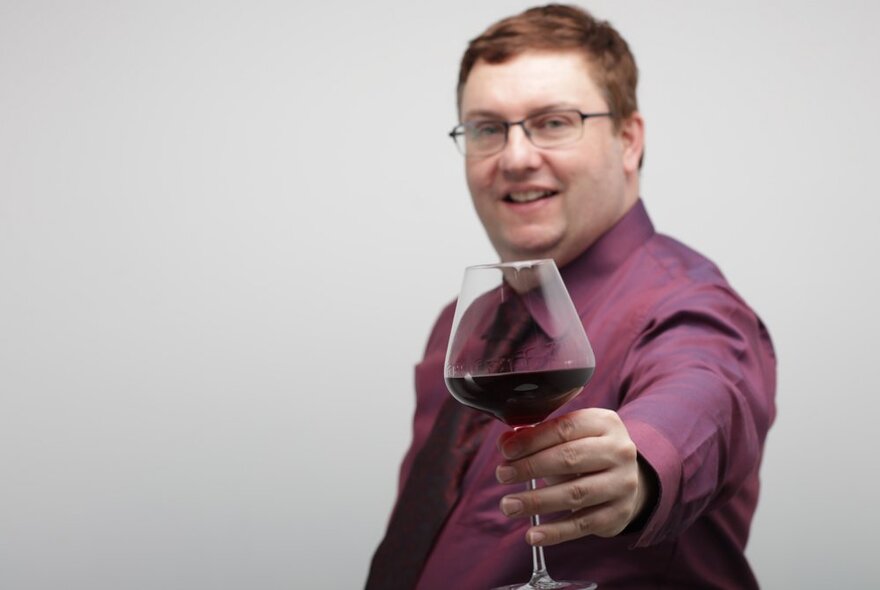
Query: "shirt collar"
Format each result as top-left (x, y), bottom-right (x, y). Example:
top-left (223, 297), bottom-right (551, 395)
top-left (560, 198), bottom-right (655, 312)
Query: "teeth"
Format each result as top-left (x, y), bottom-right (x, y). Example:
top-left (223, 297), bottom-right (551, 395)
top-left (508, 190), bottom-right (554, 203)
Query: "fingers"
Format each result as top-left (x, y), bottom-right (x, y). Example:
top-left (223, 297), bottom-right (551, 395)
top-left (498, 408), bottom-right (620, 461)
top-left (500, 462), bottom-right (639, 519)
top-left (526, 501), bottom-right (634, 546)
top-left (499, 470), bottom-right (625, 518)
top-left (496, 437), bottom-right (617, 483)
top-left (492, 408), bottom-right (647, 546)
top-left (498, 473), bottom-right (639, 546)
top-left (495, 417), bottom-right (637, 485)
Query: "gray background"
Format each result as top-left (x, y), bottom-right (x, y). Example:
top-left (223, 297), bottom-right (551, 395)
top-left (1, 1), bottom-right (877, 588)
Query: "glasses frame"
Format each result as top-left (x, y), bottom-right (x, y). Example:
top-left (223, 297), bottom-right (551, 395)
top-left (448, 110), bottom-right (613, 158)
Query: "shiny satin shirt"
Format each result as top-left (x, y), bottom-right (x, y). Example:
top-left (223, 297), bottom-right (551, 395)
top-left (394, 200), bottom-right (776, 589)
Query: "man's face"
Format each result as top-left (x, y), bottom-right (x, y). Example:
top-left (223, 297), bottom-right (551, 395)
top-left (459, 50), bottom-right (642, 265)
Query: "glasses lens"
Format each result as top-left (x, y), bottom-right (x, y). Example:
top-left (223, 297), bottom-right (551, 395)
top-left (526, 111), bottom-right (582, 148)
top-left (463, 120), bottom-right (506, 156)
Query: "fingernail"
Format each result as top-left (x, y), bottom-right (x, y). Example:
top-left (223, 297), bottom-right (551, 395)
top-left (496, 465), bottom-right (516, 483)
top-left (527, 531), bottom-right (546, 545)
top-left (500, 497), bottom-right (523, 516)
top-left (502, 439), bottom-right (522, 459)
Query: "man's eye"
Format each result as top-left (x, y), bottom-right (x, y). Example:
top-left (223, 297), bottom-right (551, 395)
top-left (533, 115), bottom-right (575, 130)
top-left (470, 122), bottom-right (505, 138)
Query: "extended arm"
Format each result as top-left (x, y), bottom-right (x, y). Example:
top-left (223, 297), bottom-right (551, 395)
top-left (494, 287), bottom-right (776, 547)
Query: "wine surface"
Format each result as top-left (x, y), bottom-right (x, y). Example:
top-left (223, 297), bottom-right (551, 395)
top-left (445, 367), bottom-right (594, 427)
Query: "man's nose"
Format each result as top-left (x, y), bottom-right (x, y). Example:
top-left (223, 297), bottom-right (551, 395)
top-left (499, 124), bottom-right (542, 173)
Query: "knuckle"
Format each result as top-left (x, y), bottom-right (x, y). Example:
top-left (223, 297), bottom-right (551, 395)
top-left (619, 439), bottom-right (638, 463)
top-left (593, 407), bottom-right (613, 423)
top-left (525, 491), bottom-right (543, 514)
top-left (595, 505), bottom-right (629, 538)
top-left (538, 527), bottom-right (561, 546)
top-left (592, 513), bottom-right (615, 538)
top-left (559, 443), bottom-right (580, 470)
top-left (571, 408), bottom-right (590, 421)
top-left (574, 512), bottom-right (593, 535)
top-left (521, 456), bottom-right (538, 480)
top-left (598, 408), bottom-right (623, 430)
top-left (555, 414), bottom-right (578, 441)
top-left (568, 480), bottom-right (590, 508)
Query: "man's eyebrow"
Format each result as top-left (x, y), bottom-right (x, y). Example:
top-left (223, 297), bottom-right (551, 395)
top-left (461, 103), bottom-right (582, 121)
top-left (461, 109), bottom-right (503, 121)
top-left (529, 102), bottom-right (581, 115)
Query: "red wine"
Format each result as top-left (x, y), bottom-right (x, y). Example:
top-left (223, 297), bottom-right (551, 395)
top-left (445, 367), bottom-right (594, 427)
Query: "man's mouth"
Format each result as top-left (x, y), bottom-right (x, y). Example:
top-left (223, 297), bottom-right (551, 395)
top-left (504, 190), bottom-right (558, 203)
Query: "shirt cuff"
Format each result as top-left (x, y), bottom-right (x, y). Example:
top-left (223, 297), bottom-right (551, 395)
top-left (622, 419), bottom-right (682, 548)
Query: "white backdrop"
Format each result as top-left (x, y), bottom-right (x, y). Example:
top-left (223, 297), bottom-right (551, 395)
top-left (1, 1), bottom-right (878, 588)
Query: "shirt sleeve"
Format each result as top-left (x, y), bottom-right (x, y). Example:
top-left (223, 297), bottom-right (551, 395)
top-left (616, 283), bottom-right (776, 548)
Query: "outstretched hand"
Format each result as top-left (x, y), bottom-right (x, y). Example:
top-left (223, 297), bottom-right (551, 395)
top-left (495, 408), bottom-right (656, 546)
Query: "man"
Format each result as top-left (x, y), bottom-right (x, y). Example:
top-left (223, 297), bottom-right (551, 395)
top-left (367, 4), bottom-right (776, 589)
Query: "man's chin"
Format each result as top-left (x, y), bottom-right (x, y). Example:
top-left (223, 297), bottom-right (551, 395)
top-left (496, 235), bottom-right (564, 262)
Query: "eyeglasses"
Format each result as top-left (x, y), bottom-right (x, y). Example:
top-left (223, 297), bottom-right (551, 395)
top-left (449, 109), bottom-right (613, 157)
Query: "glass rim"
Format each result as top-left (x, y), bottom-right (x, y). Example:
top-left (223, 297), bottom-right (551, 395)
top-left (465, 258), bottom-right (556, 271)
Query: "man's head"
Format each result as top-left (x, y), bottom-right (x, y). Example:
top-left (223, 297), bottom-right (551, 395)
top-left (457, 4), bottom-right (639, 131)
top-left (455, 4), bottom-right (645, 266)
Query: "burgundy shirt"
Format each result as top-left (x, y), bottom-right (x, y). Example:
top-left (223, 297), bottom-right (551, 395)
top-left (396, 200), bottom-right (776, 589)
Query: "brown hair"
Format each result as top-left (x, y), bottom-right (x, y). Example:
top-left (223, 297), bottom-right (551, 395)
top-left (457, 4), bottom-right (639, 129)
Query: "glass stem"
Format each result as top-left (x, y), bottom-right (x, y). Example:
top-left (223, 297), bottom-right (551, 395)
top-left (527, 478), bottom-right (552, 585)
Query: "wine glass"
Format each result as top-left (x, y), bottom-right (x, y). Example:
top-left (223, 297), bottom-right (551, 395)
top-left (444, 259), bottom-right (597, 590)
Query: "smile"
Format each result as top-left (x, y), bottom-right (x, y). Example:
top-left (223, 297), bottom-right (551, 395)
top-left (505, 190), bottom-right (558, 203)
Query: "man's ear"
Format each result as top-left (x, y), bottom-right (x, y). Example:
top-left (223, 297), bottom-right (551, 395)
top-left (619, 112), bottom-right (645, 174)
